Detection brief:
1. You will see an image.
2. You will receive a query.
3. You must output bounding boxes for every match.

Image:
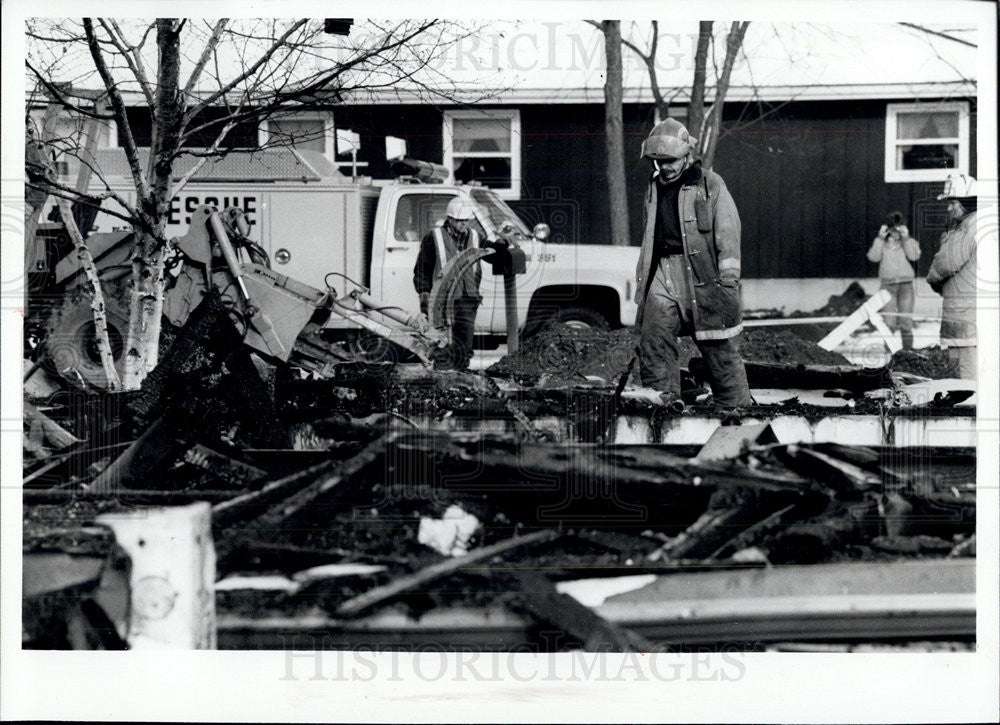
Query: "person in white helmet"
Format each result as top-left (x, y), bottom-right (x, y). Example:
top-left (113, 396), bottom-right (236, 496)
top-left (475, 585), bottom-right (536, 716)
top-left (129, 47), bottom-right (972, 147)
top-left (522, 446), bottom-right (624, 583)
top-left (412, 196), bottom-right (483, 370)
top-left (634, 118), bottom-right (752, 408)
top-left (927, 173), bottom-right (979, 380)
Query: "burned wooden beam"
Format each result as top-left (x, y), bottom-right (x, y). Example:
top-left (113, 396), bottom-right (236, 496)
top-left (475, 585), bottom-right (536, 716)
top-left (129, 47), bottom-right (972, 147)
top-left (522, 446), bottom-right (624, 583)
top-left (707, 503), bottom-right (800, 560)
top-left (24, 488), bottom-right (242, 505)
top-left (500, 569), bottom-right (653, 652)
top-left (87, 418), bottom-right (190, 495)
top-left (214, 434), bottom-right (395, 568)
top-left (24, 401), bottom-right (81, 451)
top-left (182, 444), bottom-right (267, 487)
top-left (336, 529), bottom-right (561, 619)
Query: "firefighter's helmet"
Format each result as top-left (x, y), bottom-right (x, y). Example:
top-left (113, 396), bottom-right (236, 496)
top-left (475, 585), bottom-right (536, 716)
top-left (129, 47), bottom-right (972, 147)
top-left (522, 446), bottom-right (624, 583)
top-left (937, 173), bottom-right (977, 201)
top-left (641, 118), bottom-right (698, 160)
top-left (446, 196), bottom-right (477, 221)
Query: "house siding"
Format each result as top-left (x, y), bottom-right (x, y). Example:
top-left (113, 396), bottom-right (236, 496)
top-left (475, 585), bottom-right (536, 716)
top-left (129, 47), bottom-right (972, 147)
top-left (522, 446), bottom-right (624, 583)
top-left (335, 97), bottom-right (976, 278)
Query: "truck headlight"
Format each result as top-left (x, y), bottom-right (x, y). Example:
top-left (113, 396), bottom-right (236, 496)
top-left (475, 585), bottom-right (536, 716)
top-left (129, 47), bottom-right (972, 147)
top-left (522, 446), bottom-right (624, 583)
top-left (275, 248), bottom-right (291, 264)
top-left (532, 223), bottom-right (550, 241)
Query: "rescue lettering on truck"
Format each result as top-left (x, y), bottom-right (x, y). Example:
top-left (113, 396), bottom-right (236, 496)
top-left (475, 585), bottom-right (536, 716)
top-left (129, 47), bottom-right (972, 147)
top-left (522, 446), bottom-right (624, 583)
top-left (167, 195), bottom-right (259, 229)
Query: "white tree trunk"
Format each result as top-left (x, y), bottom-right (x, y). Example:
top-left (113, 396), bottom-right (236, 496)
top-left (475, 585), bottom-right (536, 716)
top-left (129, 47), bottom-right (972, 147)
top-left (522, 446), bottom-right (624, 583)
top-left (56, 197), bottom-right (122, 391)
top-left (121, 242), bottom-right (166, 390)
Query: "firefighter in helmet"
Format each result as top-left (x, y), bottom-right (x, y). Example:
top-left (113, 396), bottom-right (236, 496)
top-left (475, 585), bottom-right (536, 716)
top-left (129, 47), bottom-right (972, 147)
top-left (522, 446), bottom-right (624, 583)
top-left (633, 118), bottom-right (753, 408)
top-left (927, 173), bottom-right (980, 380)
top-left (413, 196), bottom-right (483, 370)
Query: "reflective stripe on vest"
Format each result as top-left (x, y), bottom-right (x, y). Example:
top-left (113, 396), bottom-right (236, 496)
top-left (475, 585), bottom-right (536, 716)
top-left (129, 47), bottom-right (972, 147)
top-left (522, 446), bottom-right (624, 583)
top-left (431, 226), bottom-right (480, 278)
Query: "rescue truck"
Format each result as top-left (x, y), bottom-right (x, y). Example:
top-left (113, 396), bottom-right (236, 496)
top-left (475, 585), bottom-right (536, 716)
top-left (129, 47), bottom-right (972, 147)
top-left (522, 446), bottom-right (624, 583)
top-left (88, 155), bottom-right (641, 344)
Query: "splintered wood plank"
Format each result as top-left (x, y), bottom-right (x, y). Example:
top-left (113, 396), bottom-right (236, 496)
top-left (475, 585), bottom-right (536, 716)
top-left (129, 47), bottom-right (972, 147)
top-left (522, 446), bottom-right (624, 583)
top-left (336, 529), bottom-right (561, 619)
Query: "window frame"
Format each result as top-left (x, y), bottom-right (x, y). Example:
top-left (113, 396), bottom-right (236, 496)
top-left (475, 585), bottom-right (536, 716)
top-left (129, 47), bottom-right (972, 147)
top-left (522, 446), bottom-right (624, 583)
top-left (259, 114), bottom-right (335, 160)
top-left (884, 101), bottom-right (969, 183)
top-left (442, 109), bottom-right (522, 200)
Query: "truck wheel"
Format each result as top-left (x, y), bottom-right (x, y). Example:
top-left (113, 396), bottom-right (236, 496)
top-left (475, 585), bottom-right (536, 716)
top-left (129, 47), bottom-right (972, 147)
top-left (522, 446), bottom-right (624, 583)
top-left (548, 306), bottom-right (610, 332)
top-left (43, 282), bottom-right (130, 389)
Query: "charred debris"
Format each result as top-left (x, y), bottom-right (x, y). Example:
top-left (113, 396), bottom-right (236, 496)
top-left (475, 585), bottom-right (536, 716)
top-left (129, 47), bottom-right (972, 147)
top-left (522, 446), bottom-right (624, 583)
top-left (23, 292), bottom-right (976, 650)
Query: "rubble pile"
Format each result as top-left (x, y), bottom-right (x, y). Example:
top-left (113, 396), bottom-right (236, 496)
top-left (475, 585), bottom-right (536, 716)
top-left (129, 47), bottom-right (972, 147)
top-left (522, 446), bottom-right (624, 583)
top-left (890, 346), bottom-right (959, 380)
top-left (20, 289), bottom-right (978, 651)
top-left (487, 322), bottom-right (849, 386)
top-left (737, 329), bottom-right (849, 366)
top-left (486, 323), bottom-right (642, 384)
top-left (25, 424), bottom-right (977, 649)
top-left (792, 281), bottom-right (869, 318)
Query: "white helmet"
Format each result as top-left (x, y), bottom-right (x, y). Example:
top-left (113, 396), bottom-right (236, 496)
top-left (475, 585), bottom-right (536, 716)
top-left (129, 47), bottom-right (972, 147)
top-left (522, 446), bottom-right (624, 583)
top-left (446, 196), bottom-right (476, 221)
top-left (938, 173), bottom-right (977, 200)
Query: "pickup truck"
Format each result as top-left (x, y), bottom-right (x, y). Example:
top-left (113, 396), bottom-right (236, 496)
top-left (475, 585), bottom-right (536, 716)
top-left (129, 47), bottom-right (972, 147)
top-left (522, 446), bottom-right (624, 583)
top-left (88, 162), bottom-right (641, 343)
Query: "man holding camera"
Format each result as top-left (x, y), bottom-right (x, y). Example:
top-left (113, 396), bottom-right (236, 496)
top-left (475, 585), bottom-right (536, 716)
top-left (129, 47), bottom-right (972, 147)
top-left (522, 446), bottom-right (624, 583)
top-left (867, 211), bottom-right (921, 350)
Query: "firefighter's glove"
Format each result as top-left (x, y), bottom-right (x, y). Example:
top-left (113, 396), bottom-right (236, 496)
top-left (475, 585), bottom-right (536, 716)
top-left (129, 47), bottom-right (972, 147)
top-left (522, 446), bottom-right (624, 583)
top-left (719, 272), bottom-right (739, 286)
top-left (419, 292), bottom-right (430, 316)
top-left (414, 313), bottom-right (430, 333)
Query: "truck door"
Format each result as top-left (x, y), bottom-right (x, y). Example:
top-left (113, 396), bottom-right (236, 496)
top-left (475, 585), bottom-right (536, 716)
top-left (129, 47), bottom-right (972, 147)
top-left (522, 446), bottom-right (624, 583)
top-left (378, 191), bottom-right (495, 331)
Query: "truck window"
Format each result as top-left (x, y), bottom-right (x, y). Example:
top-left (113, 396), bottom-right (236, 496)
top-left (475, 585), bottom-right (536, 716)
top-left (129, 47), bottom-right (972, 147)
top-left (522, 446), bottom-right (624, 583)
top-left (470, 188), bottom-right (530, 236)
top-left (393, 194), bottom-right (453, 242)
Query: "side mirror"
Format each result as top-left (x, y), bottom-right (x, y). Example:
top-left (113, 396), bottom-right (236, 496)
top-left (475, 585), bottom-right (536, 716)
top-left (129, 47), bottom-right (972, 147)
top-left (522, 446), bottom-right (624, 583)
top-left (532, 223), bottom-right (550, 241)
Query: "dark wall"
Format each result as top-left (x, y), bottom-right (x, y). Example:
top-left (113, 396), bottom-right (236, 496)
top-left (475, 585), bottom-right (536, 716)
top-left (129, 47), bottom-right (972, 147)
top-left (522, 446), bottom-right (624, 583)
top-left (714, 98), bottom-right (978, 278)
top-left (340, 97), bottom-right (977, 278)
top-left (332, 106), bottom-right (443, 177)
top-left (512, 103), bottom-right (656, 245)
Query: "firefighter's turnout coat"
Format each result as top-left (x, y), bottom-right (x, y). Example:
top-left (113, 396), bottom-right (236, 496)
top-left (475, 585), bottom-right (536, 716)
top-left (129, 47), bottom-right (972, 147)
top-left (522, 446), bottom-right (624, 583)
top-left (634, 164), bottom-right (743, 340)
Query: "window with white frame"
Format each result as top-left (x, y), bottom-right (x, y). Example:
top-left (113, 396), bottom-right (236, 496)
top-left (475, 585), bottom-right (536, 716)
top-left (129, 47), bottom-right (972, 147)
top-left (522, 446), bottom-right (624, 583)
top-left (885, 102), bottom-right (969, 183)
top-left (443, 110), bottom-right (521, 199)
top-left (259, 115), bottom-right (334, 160)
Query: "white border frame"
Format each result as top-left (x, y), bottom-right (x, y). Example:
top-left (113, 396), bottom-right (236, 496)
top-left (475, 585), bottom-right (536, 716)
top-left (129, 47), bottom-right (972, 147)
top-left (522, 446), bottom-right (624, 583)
top-left (442, 108), bottom-right (522, 200)
top-left (884, 101), bottom-right (970, 183)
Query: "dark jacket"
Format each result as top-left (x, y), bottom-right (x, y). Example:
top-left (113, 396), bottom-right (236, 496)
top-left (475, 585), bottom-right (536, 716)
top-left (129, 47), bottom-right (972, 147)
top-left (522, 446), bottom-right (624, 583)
top-left (413, 221), bottom-right (482, 299)
top-left (635, 163), bottom-right (743, 339)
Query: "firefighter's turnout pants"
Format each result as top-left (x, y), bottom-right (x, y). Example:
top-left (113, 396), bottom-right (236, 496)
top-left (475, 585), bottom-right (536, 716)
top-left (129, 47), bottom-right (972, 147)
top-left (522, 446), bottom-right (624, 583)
top-left (639, 254), bottom-right (752, 407)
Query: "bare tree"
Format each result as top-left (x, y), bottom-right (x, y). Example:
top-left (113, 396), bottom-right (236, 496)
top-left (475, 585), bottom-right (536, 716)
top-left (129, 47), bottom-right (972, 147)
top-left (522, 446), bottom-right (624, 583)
top-left (25, 18), bottom-right (487, 389)
top-left (622, 20), bottom-right (750, 170)
top-left (586, 20), bottom-right (631, 247)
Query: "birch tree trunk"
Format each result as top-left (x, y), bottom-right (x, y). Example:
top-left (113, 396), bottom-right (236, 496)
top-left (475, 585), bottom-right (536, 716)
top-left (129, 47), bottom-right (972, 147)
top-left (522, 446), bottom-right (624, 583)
top-left (601, 20), bottom-right (630, 247)
top-left (121, 19), bottom-right (185, 389)
top-left (56, 197), bottom-right (122, 390)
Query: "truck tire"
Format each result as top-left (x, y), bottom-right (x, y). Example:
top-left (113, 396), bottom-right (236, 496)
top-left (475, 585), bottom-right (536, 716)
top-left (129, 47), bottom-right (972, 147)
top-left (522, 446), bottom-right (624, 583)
top-left (548, 306), bottom-right (610, 332)
top-left (43, 281), bottom-right (130, 389)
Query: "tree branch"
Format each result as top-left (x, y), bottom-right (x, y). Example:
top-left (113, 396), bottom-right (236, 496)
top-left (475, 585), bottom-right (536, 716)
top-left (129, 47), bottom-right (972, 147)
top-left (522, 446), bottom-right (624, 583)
top-left (24, 61), bottom-right (115, 120)
top-left (184, 19), bottom-right (310, 120)
top-left (898, 22), bottom-right (976, 48)
top-left (182, 18), bottom-right (228, 100)
top-left (102, 19), bottom-right (156, 110)
top-left (83, 18), bottom-right (149, 199)
top-left (620, 23), bottom-right (666, 115)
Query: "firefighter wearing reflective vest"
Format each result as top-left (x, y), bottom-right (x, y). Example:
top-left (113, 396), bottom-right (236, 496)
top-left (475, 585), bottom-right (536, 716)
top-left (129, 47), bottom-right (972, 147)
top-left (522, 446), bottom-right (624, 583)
top-left (413, 196), bottom-right (482, 370)
top-left (634, 118), bottom-right (753, 408)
